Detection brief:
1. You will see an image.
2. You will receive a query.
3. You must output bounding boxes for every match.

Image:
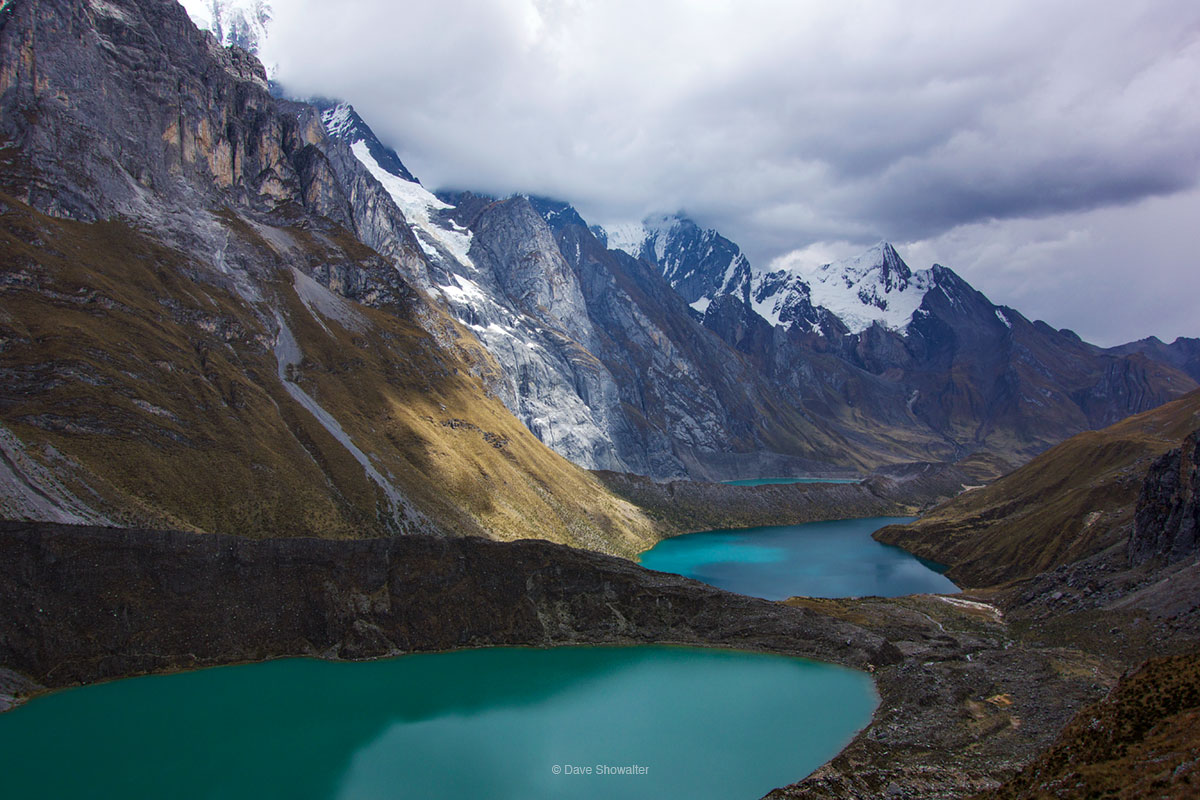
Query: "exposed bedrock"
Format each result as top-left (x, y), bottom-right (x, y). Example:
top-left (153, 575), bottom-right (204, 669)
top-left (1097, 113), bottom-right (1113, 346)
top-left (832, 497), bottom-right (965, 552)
top-left (1130, 428), bottom-right (1200, 566)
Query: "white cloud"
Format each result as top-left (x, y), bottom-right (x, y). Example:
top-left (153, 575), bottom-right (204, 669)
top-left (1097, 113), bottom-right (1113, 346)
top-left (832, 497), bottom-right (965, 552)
top-left (264, 0), bottom-right (1200, 345)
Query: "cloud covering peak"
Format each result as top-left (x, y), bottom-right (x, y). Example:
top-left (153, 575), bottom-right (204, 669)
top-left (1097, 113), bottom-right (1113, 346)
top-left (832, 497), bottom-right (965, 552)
top-left (262, 0), bottom-right (1200, 346)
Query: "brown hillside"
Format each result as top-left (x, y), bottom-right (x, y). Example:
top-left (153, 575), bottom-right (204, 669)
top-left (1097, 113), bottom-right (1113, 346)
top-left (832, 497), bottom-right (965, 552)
top-left (875, 390), bottom-right (1200, 587)
top-left (0, 196), bottom-right (658, 555)
top-left (977, 650), bottom-right (1200, 800)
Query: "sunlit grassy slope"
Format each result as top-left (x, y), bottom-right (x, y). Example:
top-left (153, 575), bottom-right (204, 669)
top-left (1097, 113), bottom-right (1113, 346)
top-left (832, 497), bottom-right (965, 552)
top-left (0, 195), bottom-right (658, 555)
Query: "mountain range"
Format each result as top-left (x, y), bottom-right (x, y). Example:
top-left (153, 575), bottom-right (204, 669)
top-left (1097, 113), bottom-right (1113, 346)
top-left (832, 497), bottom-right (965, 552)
top-left (0, 0), bottom-right (1195, 540)
top-left (314, 91), bottom-right (1196, 481)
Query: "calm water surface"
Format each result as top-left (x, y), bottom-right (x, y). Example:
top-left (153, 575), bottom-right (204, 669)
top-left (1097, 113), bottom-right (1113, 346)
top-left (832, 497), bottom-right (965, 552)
top-left (721, 477), bottom-right (860, 486)
top-left (640, 516), bottom-right (958, 600)
top-left (0, 646), bottom-right (877, 800)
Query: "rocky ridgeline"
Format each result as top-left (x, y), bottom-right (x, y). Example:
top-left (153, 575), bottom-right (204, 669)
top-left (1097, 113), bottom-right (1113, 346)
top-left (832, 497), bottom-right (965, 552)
top-left (0, 521), bottom-right (895, 703)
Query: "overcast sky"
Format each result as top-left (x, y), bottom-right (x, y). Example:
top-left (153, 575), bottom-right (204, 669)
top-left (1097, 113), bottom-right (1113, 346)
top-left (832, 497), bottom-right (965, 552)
top-left (262, 0), bottom-right (1200, 346)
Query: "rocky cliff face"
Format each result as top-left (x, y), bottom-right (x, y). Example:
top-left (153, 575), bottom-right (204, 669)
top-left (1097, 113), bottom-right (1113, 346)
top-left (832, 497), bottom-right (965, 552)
top-left (1130, 428), bottom-right (1200, 566)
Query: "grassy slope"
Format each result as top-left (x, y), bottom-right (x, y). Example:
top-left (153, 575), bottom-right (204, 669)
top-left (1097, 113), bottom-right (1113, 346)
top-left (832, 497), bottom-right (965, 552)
top-left (874, 390), bottom-right (1200, 587)
top-left (0, 196), bottom-right (658, 555)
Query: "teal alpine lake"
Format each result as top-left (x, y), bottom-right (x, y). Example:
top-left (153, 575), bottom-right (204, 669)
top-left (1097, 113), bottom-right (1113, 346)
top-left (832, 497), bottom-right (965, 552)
top-left (0, 646), bottom-right (877, 800)
top-left (639, 516), bottom-right (959, 600)
top-left (721, 476), bottom-right (861, 486)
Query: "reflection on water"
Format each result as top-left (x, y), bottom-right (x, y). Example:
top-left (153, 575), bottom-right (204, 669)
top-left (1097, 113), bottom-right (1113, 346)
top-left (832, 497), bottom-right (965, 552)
top-left (0, 646), bottom-right (878, 800)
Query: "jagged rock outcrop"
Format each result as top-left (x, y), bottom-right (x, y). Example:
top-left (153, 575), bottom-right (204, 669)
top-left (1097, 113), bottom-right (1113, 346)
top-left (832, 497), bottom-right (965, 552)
top-left (1130, 428), bottom-right (1200, 566)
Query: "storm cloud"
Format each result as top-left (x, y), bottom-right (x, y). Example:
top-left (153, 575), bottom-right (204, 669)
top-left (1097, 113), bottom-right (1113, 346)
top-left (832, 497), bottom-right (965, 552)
top-left (264, 0), bottom-right (1200, 346)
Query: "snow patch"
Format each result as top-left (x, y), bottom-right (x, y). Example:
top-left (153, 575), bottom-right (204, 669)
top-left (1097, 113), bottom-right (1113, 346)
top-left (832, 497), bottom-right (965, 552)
top-left (996, 309), bottom-right (1012, 329)
top-left (690, 297), bottom-right (712, 314)
top-left (349, 140), bottom-right (474, 269)
top-left (321, 104), bottom-right (355, 140)
top-left (180, 0), bottom-right (273, 59)
top-left (602, 222), bottom-right (648, 258)
top-left (437, 275), bottom-right (491, 307)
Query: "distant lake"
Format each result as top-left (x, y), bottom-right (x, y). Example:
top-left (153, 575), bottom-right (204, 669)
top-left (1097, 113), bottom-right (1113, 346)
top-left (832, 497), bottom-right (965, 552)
top-left (721, 477), bottom-right (861, 486)
top-left (0, 646), bottom-right (877, 800)
top-left (639, 516), bottom-right (958, 600)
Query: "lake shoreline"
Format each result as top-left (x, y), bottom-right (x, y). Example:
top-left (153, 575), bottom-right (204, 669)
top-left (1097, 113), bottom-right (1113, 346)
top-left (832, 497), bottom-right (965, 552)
top-left (0, 520), bottom-right (1108, 798)
top-left (637, 516), bottom-right (959, 600)
top-left (596, 461), bottom-right (976, 558)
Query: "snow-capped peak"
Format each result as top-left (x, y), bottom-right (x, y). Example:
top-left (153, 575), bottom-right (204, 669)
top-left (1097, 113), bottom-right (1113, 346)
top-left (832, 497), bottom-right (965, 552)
top-left (321, 103), bottom-right (472, 271)
top-left (753, 242), bottom-right (933, 335)
top-left (602, 222), bottom-right (650, 259)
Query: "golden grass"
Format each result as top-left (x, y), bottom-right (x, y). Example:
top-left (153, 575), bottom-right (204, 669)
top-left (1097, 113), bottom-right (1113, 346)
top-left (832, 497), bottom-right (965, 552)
top-left (0, 196), bottom-right (659, 554)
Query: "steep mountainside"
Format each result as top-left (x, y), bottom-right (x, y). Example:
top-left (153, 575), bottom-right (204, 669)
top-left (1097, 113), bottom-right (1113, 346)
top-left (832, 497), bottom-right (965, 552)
top-left (302, 84), bottom-right (1190, 480)
top-left (0, 0), bottom-right (658, 553)
top-left (314, 100), bottom-right (900, 479)
top-left (875, 389), bottom-right (1200, 587)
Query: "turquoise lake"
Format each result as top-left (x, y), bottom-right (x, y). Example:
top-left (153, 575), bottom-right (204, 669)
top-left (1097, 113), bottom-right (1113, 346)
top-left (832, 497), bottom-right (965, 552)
top-left (0, 646), bottom-right (877, 800)
top-left (639, 516), bottom-right (959, 600)
top-left (721, 477), bottom-right (861, 486)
